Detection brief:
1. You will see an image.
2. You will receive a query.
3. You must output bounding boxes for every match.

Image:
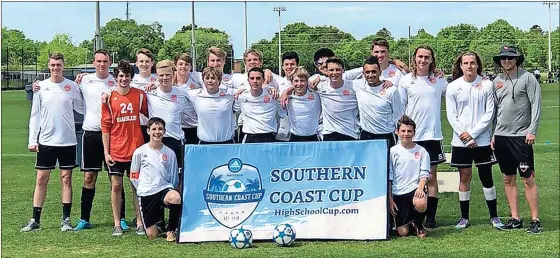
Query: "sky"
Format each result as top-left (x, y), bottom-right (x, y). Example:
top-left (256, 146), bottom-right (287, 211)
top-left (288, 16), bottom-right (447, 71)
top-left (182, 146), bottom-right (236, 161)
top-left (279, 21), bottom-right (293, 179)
top-left (1, 1), bottom-right (559, 59)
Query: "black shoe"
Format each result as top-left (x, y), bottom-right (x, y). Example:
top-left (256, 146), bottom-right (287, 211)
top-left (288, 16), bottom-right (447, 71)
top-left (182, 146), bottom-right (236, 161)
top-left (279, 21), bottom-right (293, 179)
top-left (425, 219), bottom-right (437, 229)
top-left (526, 220), bottom-right (542, 234)
top-left (503, 218), bottom-right (523, 229)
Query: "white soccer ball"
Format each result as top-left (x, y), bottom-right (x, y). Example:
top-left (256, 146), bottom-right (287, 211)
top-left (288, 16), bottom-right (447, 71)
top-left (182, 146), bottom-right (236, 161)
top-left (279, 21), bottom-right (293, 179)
top-left (272, 223), bottom-right (296, 246)
top-left (229, 227), bottom-right (253, 249)
top-left (222, 179), bottom-right (246, 193)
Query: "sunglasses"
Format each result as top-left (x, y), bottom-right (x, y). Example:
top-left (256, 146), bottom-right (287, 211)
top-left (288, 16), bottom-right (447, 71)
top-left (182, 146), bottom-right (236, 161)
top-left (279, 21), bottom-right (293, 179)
top-left (500, 56), bottom-right (516, 61)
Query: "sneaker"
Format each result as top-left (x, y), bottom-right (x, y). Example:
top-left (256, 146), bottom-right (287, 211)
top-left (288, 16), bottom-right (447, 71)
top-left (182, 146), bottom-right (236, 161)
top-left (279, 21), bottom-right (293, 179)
top-left (60, 217), bottom-right (73, 232)
top-left (136, 225), bottom-right (146, 235)
top-left (20, 219), bottom-right (40, 232)
top-left (526, 220), bottom-right (543, 234)
top-left (411, 222), bottom-right (427, 239)
top-left (454, 218), bottom-right (470, 229)
top-left (112, 226), bottom-right (124, 236)
top-left (503, 218), bottom-right (523, 230)
top-left (120, 218), bottom-right (130, 231)
top-left (166, 231), bottom-right (177, 242)
top-left (425, 219), bottom-right (437, 229)
top-left (74, 219), bottom-right (93, 231)
top-left (490, 217), bottom-right (505, 230)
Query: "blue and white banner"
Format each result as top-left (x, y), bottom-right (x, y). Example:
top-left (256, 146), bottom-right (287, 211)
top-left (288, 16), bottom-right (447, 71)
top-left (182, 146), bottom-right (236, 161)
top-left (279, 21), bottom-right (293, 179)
top-left (178, 140), bottom-right (388, 243)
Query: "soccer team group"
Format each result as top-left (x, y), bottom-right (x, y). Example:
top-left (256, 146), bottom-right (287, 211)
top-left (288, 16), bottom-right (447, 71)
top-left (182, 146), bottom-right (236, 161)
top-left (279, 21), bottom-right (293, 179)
top-left (21, 37), bottom-right (543, 242)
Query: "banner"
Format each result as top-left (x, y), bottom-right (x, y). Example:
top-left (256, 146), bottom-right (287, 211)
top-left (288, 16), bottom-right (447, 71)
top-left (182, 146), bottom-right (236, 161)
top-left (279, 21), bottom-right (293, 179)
top-left (178, 140), bottom-right (389, 243)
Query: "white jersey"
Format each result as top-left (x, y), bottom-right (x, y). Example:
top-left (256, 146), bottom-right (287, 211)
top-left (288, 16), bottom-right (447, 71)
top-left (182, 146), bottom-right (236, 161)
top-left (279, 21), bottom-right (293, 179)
top-left (188, 88), bottom-right (239, 142)
top-left (235, 90), bottom-right (286, 134)
top-left (381, 64), bottom-right (403, 88)
top-left (28, 78), bottom-right (84, 147)
top-left (131, 73), bottom-right (158, 125)
top-left (176, 76), bottom-right (203, 129)
top-left (287, 91), bottom-right (322, 136)
top-left (308, 67), bottom-right (364, 84)
top-left (147, 86), bottom-right (193, 141)
top-left (192, 71), bottom-right (236, 90)
top-left (130, 144), bottom-right (179, 197)
top-left (445, 76), bottom-right (495, 147)
top-left (353, 79), bottom-right (403, 135)
top-left (389, 144), bottom-right (430, 196)
top-left (315, 80), bottom-right (359, 139)
top-left (232, 72), bottom-right (280, 128)
top-left (79, 73), bottom-right (114, 131)
top-left (273, 74), bottom-right (292, 141)
top-left (398, 73), bottom-right (448, 141)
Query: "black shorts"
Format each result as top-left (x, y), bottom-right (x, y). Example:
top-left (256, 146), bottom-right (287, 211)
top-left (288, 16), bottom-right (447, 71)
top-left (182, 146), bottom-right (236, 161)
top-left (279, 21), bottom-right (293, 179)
top-left (243, 133), bottom-right (276, 143)
top-left (140, 188), bottom-right (172, 229)
top-left (415, 140), bottom-right (446, 165)
top-left (237, 126), bottom-right (246, 144)
top-left (494, 136), bottom-right (535, 178)
top-left (182, 127), bottom-right (199, 145)
top-left (290, 134), bottom-right (319, 142)
top-left (393, 188), bottom-right (426, 227)
top-left (108, 161), bottom-right (132, 177)
top-left (323, 132), bottom-right (356, 141)
top-left (140, 125), bottom-right (149, 143)
top-left (199, 139), bottom-right (235, 145)
top-left (163, 137), bottom-right (183, 170)
top-left (35, 144), bottom-right (77, 170)
top-left (81, 130), bottom-right (105, 172)
top-left (450, 146), bottom-right (497, 168)
top-left (360, 131), bottom-right (396, 147)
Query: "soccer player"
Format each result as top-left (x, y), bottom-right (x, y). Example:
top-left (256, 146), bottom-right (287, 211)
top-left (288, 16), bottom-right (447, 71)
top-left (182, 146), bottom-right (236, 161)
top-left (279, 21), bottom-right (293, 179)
top-left (491, 45), bottom-right (542, 234)
top-left (131, 48), bottom-right (158, 143)
top-left (446, 51), bottom-right (503, 230)
top-left (309, 56), bottom-right (359, 141)
top-left (173, 53), bottom-right (202, 144)
top-left (273, 51), bottom-right (300, 142)
top-left (236, 67), bottom-right (286, 143)
top-left (284, 67), bottom-right (322, 142)
top-left (130, 117), bottom-right (181, 241)
top-left (101, 60), bottom-right (149, 236)
top-left (22, 52), bottom-right (84, 232)
top-left (397, 45), bottom-right (448, 228)
top-left (370, 38), bottom-right (405, 87)
top-left (188, 67), bottom-right (239, 144)
top-left (354, 56), bottom-right (402, 146)
top-left (389, 115), bottom-right (429, 238)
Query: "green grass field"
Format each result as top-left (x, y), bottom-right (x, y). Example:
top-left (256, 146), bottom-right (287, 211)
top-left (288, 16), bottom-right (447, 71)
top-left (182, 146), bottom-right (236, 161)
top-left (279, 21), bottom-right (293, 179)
top-left (1, 85), bottom-right (559, 258)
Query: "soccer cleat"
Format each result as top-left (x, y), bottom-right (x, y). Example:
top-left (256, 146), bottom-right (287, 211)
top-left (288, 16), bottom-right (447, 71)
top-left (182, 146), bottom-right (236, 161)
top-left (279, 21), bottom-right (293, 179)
top-left (60, 217), bottom-right (73, 232)
top-left (411, 222), bottom-right (427, 239)
top-left (526, 220), bottom-right (542, 234)
top-left (136, 225), bottom-right (146, 235)
top-left (490, 217), bottom-right (505, 230)
top-left (454, 218), bottom-right (470, 229)
top-left (425, 219), bottom-right (437, 229)
top-left (503, 218), bottom-right (523, 230)
top-left (120, 218), bottom-right (130, 231)
top-left (166, 231), bottom-right (177, 242)
top-left (112, 226), bottom-right (124, 236)
top-left (74, 219), bottom-right (93, 231)
top-left (20, 219), bottom-right (40, 232)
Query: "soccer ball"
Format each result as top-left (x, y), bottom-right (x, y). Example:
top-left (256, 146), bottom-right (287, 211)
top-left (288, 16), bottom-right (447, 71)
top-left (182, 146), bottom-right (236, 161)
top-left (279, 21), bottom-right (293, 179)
top-left (229, 227), bottom-right (253, 249)
top-left (222, 179), bottom-right (246, 193)
top-left (272, 223), bottom-right (296, 246)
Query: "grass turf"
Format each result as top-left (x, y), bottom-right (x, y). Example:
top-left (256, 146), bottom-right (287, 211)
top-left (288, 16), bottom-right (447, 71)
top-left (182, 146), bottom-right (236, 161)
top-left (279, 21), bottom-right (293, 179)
top-left (1, 84), bottom-right (559, 258)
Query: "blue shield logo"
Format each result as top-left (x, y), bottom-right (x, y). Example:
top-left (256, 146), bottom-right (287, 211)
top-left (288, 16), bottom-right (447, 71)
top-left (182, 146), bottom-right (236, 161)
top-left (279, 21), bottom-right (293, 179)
top-left (203, 158), bottom-right (265, 228)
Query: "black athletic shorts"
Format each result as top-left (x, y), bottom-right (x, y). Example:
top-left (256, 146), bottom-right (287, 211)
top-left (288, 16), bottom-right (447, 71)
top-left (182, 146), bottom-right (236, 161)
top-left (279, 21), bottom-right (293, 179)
top-left (182, 127), bottom-right (199, 145)
top-left (493, 135), bottom-right (535, 178)
top-left (108, 161), bottom-right (132, 177)
top-left (323, 132), bottom-right (357, 141)
top-left (237, 126), bottom-right (246, 144)
top-left (415, 140), bottom-right (446, 165)
top-left (140, 188), bottom-right (172, 229)
top-left (35, 144), bottom-right (77, 170)
top-left (163, 137), bottom-right (183, 170)
top-left (81, 130), bottom-right (105, 172)
top-left (393, 187), bottom-right (427, 227)
top-left (140, 125), bottom-right (149, 143)
top-left (450, 146), bottom-right (497, 168)
top-left (243, 133), bottom-right (276, 143)
top-left (290, 134), bottom-right (319, 142)
top-left (360, 131), bottom-right (396, 147)
top-left (199, 139), bottom-right (235, 145)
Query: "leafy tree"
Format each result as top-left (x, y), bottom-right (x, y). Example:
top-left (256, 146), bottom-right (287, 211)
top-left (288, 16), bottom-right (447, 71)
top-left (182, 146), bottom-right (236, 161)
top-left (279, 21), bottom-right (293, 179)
top-left (1, 27), bottom-right (38, 69)
top-left (37, 33), bottom-right (89, 68)
top-left (469, 19), bottom-right (523, 71)
top-left (435, 24), bottom-right (479, 72)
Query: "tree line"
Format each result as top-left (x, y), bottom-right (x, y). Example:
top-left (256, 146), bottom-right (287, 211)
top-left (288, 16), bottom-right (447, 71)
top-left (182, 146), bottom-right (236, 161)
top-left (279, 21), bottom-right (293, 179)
top-left (2, 18), bottom-right (559, 74)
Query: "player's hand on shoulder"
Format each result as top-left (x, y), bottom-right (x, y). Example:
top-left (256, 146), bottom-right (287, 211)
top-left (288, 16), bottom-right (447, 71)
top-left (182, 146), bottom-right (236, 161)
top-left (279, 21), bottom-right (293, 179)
top-left (74, 73), bottom-right (87, 84)
top-left (381, 80), bottom-right (393, 89)
top-left (392, 59), bottom-right (410, 74)
top-left (145, 82), bottom-right (157, 92)
top-left (279, 91), bottom-right (290, 109)
top-left (32, 80), bottom-right (40, 92)
top-left (264, 69), bottom-right (273, 85)
top-left (234, 88), bottom-right (246, 100)
top-left (268, 88), bottom-right (279, 99)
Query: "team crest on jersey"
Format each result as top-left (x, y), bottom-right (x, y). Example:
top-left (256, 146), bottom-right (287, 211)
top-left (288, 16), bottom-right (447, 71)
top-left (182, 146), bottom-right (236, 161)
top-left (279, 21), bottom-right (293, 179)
top-left (414, 152), bottom-right (421, 160)
top-left (496, 82), bottom-right (504, 89)
top-left (428, 77), bottom-right (436, 84)
top-left (108, 80), bottom-right (115, 86)
top-left (476, 82), bottom-right (483, 90)
top-left (171, 95), bottom-right (177, 102)
top-left (264, 95), bottom-right (271, 103)
top-left (64, 84), bottom-right (71, 92)
top-left (190, 83), bottom-right (196, 89)
top-left (219, 91), bottom-right (226, 97)
top-left (150, 77), bottom-right (156, 82)
top-left (308, 94), bottom-right (315, 100)
top-left (343, 89), bottom-right (350, 96)
top-left (389, 70), bottom-right (396, 77)
top-left (223, 75), bottom-right (231, 82)
top-left (162, 153), bottom-right (168, 162)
